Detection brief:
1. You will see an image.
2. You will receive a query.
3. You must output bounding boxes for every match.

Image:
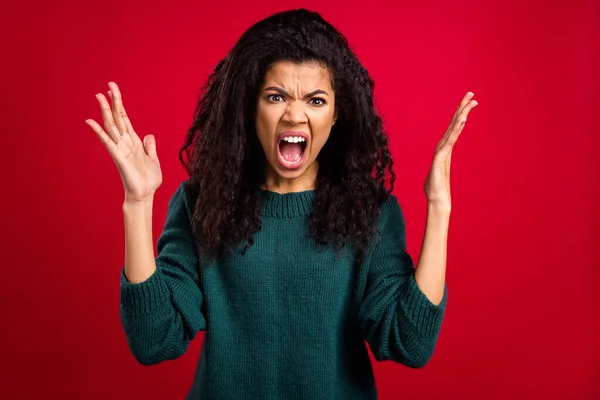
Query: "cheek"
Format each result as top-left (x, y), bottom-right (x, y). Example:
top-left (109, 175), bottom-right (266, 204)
top-left (255, 111), bottom-right (275, 153)
top-left (308, 124), bottom-right (332, 157)
top-left (256, 101), bottom-right (281, 124)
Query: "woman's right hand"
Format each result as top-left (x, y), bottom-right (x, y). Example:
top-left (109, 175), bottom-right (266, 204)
top-left (86, 82), bottom-right (163, 204)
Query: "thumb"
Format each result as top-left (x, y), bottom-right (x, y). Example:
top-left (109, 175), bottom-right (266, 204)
top-left (143, 134), bottom-right (158, 160)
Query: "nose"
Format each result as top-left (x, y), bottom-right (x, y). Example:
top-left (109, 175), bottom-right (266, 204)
top-left (282, 100), bottom-right (307, 125)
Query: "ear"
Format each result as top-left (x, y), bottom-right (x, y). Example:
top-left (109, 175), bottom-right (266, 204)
top-left (332, 109), bottom-right (338, 126)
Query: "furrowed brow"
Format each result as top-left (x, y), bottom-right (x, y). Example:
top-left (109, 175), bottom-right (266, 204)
top-left (263, 86), bottom-right (329, 98)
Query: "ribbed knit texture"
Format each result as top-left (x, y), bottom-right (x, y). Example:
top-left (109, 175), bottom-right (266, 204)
top-left (119, 181), bottom-right (448, 399)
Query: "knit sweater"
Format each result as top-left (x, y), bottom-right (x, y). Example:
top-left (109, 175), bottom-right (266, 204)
top-left (119, 180), bottom-right (447, 399)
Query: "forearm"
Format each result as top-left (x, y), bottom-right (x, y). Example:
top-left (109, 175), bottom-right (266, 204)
top-left (414, 204), bottom-right (450, 305)
top-left (122, 198), bottom-right (157, 284)
top-left (119, 186), bottom-right (207, 366)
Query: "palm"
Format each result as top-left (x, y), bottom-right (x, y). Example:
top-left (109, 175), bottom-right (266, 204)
top-left (86, 82), bottom-right (163, 203)
top-left (424, 92), bottom-right (478, 208)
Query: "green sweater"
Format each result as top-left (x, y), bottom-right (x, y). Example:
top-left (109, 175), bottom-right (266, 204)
top-left (119, 181), bottom-right (447, 399)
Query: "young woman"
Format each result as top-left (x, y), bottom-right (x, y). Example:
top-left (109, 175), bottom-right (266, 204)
top-left (86, 8), bottom-right (478, 400)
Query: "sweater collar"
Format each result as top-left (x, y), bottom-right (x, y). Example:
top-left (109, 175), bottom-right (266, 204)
top-left (259, 189), bottom-right (315, 218)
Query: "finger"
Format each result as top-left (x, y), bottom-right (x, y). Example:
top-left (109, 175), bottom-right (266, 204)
top-left (437, 116), bottom-right (467, 153)
top-left (109, 86), bottom-right (142, 145)
top-left (85, 118), bottom-right (119, 155)
top-left (435, 138), bottom-right (453, 161)
top-left (441, 94), bottom-right (476, 145)
top-left (143, 134), bottom-right (159, 161)
top-left (120, 103), bottom-right (143, 144)
top-left (458, 99), bottom-right (478, 121)
top-left (440, 99), bottom-right (478, 148)
top-left (108, 82), bottom-right (128, 135)
top-left (96, 93), bottom-right (121, 143)
top-left (451, 92), bottom-right (474, 123)
top-left (120, 103), bottom-right (135, 134)
top-left (446, 119), bottom-right (465, 147)
top-left (437, 113), bottom-right (465, 151)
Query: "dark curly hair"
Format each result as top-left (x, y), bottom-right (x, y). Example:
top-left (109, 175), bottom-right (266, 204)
top-left (178, 8), bottom-right (395, 265)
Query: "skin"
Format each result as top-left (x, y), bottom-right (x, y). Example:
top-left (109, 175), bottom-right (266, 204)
top-left (84, 80), bottom-right (478, 303)
top-left (85, 83), bottom-right (161, 284)
top-left (255, 61), bottom-right (337, 194)
top-left (417, 92), bottom-right (478, 304)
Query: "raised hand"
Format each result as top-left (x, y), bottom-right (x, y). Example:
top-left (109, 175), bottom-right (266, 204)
top-left (423, 92), bottom-right (478, 209)
top-left (86, 82), bottom-right (163, 204)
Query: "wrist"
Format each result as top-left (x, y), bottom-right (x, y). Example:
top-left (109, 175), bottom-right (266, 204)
top-left (427, 201), bottom-right (451, 215)
top-left (122, 197), bottom-right (154, 216)
top-left (123, 194), bottom-right (154, 208)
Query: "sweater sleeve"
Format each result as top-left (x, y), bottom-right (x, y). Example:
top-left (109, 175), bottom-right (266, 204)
top-left (119, 181), bottom-right (207, 366)
top-left (358, 195), bottom-right (447, 368)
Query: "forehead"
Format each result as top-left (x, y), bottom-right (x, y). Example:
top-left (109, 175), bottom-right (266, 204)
top-left (262, 61), bottom-right (332, 89)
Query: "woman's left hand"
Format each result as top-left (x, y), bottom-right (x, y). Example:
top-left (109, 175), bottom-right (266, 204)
top-left (424, 92), bottom-right (478, 209)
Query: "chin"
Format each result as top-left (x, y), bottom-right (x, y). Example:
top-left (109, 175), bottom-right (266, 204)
top-left (273, 162), bottom-right (311, 179)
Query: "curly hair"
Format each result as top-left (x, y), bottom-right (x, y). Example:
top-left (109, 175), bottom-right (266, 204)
top-left (178, 8), bottom-right (395, 265)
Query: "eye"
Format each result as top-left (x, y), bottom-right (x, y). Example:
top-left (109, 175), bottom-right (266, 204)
top-left (309, 97), bottom-right (326, 106)
top-left (267, 94), bottom-right (285, 102)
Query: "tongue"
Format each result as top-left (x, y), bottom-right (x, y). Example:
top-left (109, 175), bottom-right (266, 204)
top-left (280, 142), bottom-right (303, 162)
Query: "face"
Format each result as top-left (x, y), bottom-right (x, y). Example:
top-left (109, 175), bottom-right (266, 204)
top-left (255, 61), bottom-right (337, 192)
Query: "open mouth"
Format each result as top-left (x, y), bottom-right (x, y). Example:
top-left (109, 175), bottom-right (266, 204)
top-left (277, 135), bottom-right (307, 169)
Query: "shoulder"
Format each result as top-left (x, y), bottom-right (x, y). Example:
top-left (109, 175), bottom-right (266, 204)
top-left (369, 192), bottom-right (408, 252)
top-left (166, 179), bottom-right (195, 222)
top-left (376, 193), bottom-right (406, 230)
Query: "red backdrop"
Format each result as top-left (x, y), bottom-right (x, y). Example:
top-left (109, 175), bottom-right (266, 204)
top-left (1, 0), bottom-right (598, 398)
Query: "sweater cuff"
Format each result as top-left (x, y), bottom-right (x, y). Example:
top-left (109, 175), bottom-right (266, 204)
top-left (400, 274), bottom-right (447, 339)
top-left (120, 267), bottom-right (171, 316)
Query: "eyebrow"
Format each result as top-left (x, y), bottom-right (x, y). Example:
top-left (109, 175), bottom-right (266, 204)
top-left (263, 86), bottom-right (330, 98)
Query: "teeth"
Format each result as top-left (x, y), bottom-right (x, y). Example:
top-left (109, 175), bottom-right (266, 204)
top-left (282, 136), bottom-right (306, 143)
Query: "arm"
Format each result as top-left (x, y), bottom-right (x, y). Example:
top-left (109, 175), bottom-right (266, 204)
top-left (414, 204), bottom-right (450, 306)
top-left (122, 195), bottom-right (156, 284)
top-left (416, 91), bottom-right (478, 304)
top-left (359, 196), bottom-right (447, 368)
top-left (119, 181), bottom-right (207, 366)
top-left (360, 91), bottom-right (477, 368)
top-left (86, 84), bottom-right (206, 364)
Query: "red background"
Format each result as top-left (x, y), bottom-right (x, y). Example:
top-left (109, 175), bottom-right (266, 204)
top-left (1, 0), bottom-right (598, 398)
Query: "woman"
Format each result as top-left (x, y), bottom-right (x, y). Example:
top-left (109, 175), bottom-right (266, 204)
top-left (85, 8), bottom-right (477, 400)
